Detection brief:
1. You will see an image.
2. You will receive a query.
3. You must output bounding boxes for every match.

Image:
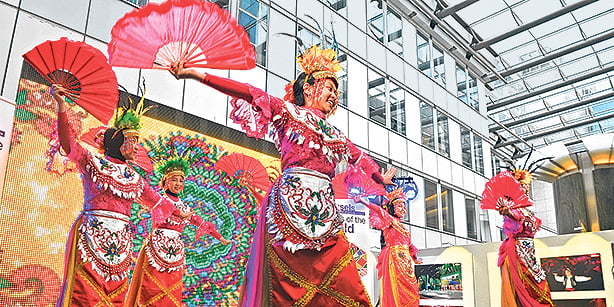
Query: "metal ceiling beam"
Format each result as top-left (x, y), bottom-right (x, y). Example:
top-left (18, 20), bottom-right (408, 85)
top-left (487, 64), bottom-right (614, 111)
top-left (473, 0), bottom-right (599, 51)
top-left (484, 29), bottom-right (614, 81)
top-left (435, 0), bottom-right (479, 18)
top-left (394, 0), bottom-right (507, 83)
top-left (490, 91), bottom-right (614, 132)
top-left (495, 112), bottom-right (614, 148)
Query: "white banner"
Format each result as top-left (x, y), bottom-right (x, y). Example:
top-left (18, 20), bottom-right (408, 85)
top-left (0, 96), bottom-right (15, 199)
top-left (339, 199), bottom-right (377, 299)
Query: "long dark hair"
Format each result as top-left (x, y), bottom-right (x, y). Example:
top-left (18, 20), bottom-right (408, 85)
top-left (292, 72), bottom-right (338, 106)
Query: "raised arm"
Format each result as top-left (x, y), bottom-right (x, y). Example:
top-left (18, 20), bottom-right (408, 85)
top-left (169, 60), bottom-right (251, 101)
top-left (52, 84), bottom-right (72, 154)
top-left (347, 141), bottom-right (395, 185)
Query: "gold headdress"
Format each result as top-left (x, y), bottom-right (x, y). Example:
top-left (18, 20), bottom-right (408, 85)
top-left (386, 187), bottom-right (407, 202)
top-left (296, 46), bottom-right (343, 81)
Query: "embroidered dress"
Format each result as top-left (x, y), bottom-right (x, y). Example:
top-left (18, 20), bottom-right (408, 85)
top-left (56, 117), bottom-right (173, 307)
top-left (498, 208), bottom-right (553, 307)
top-left (200, 74), bottom-right (381, 306)
top-left (368, 204), bottom-right (419, 307)
top-left (125, 193), bottom-right (222, 306)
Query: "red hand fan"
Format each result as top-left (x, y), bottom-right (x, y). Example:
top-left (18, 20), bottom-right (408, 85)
top-left (80, 126), bottom-right (153, 173)
top-left (332, 171), bottom-right (386, 199)
top-left (108, 0), bottom-right (255, 70)
top-left (481, 171), bottom-right (533, 210)
top-left (215, 153), bottom-right (270, 192)
top-left (22, 37), bottom-right (118, 124)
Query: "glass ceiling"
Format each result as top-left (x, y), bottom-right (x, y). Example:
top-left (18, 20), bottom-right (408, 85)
top-left (418, 0), bottom-right (614, 154)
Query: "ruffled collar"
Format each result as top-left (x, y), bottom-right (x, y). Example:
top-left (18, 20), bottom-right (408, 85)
top-left (304, 106), bottom-right (327, 119)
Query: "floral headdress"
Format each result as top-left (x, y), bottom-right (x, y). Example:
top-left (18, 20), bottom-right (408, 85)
top-left (283, 45), bottom-right (343, 104)
top-left (113, 82), bottom-right (154, 137)
top-left (144, 134), bottom-right (209, 188)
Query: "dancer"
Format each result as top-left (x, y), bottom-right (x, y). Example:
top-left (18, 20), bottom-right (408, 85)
top-left (52, 85), bottom-right (176, 306)
top-left (169, 45), bottom-right (394, 306)
top-left (356, 187), bottom-right (420, 307)
top-left (126, 156), bottom-right (231, 306)
top-left (494, 168), bottom-right (553, 307)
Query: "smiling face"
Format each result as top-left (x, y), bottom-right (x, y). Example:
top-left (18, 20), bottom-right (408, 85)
top-left (164, 174), bottom-right (185, 194)
top-left (303, 78), bottom-right (339, 114)
top-left (119, 135), bottom-right (139, 161)
top-left (392, 199), bottom-right (407, 218)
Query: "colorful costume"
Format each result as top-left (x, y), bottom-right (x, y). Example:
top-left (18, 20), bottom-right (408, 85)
top-left (126, 193), bottom-right (223, 306)
top-left (196, 47), bottom-right (382, 306)
top-left (498, 207), bottom-right (553, 307)
top-left (489, 168), bottom-right (553, 307)
top-left (56, 95), bottom-right (174, 306)
top-left (366, 189), bottom-right (420, 307)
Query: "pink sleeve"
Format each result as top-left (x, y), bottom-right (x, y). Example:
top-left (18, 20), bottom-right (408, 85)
top-left (58, 111), bottom-right (88, 168)
top-left (367, 203), bottom-right (394, 230)
top-left (346, 141), bottom-right (385, 184)
top-left (201, 74), bottom-right (283, 139)
top-left (138, 182), bottom-right (174, 228)
top-left (192, 217), bottom-right (223, 241)
top-left (409, 242), bottom-right (419, 260)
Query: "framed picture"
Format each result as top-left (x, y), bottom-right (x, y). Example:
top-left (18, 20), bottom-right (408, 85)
top-left (553, 298), bottom-right (606, 307)
top-left (540, 253), bottom-right (604, 292)
top-left (416, 263), bottom-right (463, 303)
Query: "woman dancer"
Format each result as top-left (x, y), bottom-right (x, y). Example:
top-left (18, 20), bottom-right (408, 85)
top-left (496, 168), bottom-right (553, 307)
top-left (126, 157), bottom-right (231, 306)
top-left (52, 85), bottom-right (176, 306)
top-left (357, 187), bottom-right (420, 307)
top-left (169, 45), bottom-right (394, 306)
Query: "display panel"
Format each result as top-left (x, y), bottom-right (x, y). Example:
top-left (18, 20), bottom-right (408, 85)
top-left (0, 74), bottom-right (279, 306)
top-left (540, 253), bottom-right (605, 292)
top-left (416, 262), bottom-right (463, 303)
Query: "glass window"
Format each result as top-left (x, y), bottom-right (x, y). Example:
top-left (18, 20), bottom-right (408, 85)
top-left (238, 0), bottom-right (269, 66)
top-left (328, 0), bottom-right (347, 17)
top-left (433, 45), bottom-right (445, 86)
top-left (337, 52), bottom-right (348, 107)
top-left (386, 7), bottom-right (403, 56)
top-left (467, 73), bottom-right (479, 111)
top-left (474, 134), bottom-right (484, 175)
top-left (420, 102), bottom-right (435, 150)
top-left (437, 111), bottom-right (450, 157)
top-left (417, 32), bottom-right (431, 77)
top-left (389, 82), bottom-right (405, 135)
top-left (424, 179), bottom-right (439, 229)
top-left (368, 69), bottom-right (386, 126)
top-left (465, 197), bottom-right (477, 239)
top-left (367, 0), bottom-right (384, 43)
top-left (441, 186), bottom-right (454, 233)
top-left (456, 64), bottom-right (467, 104)
top-left (461, 126), bottom-right (472, 168)
top-left (125, 0), bottom-right (147, 6)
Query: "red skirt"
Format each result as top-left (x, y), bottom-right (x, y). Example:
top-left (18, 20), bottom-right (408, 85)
top-left (267, 233), bottom-right (372, 307)
top-left (377, 245), bottom-right (419, 307)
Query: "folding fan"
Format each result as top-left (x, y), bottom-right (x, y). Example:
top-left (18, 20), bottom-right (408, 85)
top-left (215, 153), bottom-right (270, 192)
top-left (80, 126), bottom-right (153, 172)
top-left (332, 171), bottom-right (386, 199)
top-left (480, 171), bottom-right (533, 210)
top-left (22, 37), bottom-right (118, 124)
top-left (109, 0), bottom-right (255, 70)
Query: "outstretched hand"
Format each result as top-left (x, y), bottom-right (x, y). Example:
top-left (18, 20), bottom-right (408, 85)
top-left (381, 167), bottom-right (396, 185)
top-left (219, 237), bottom-right (232, 245)
top-left (169, 60), bottom-right (202, 81)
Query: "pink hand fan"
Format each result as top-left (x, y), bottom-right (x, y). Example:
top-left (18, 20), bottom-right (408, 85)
top-left (109, 0), bottom-right (255, 70)
top-left (480, 171), bottom-right (533, 210)
top-left (332, 171), bottom-right (386, 199)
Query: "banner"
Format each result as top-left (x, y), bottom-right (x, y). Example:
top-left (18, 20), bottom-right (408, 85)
top-left (0, 96), bottom-right (15, 199)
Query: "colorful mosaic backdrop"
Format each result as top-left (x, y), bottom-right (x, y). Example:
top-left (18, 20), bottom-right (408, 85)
top-left (0, 79), bottom-right (279, 306)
